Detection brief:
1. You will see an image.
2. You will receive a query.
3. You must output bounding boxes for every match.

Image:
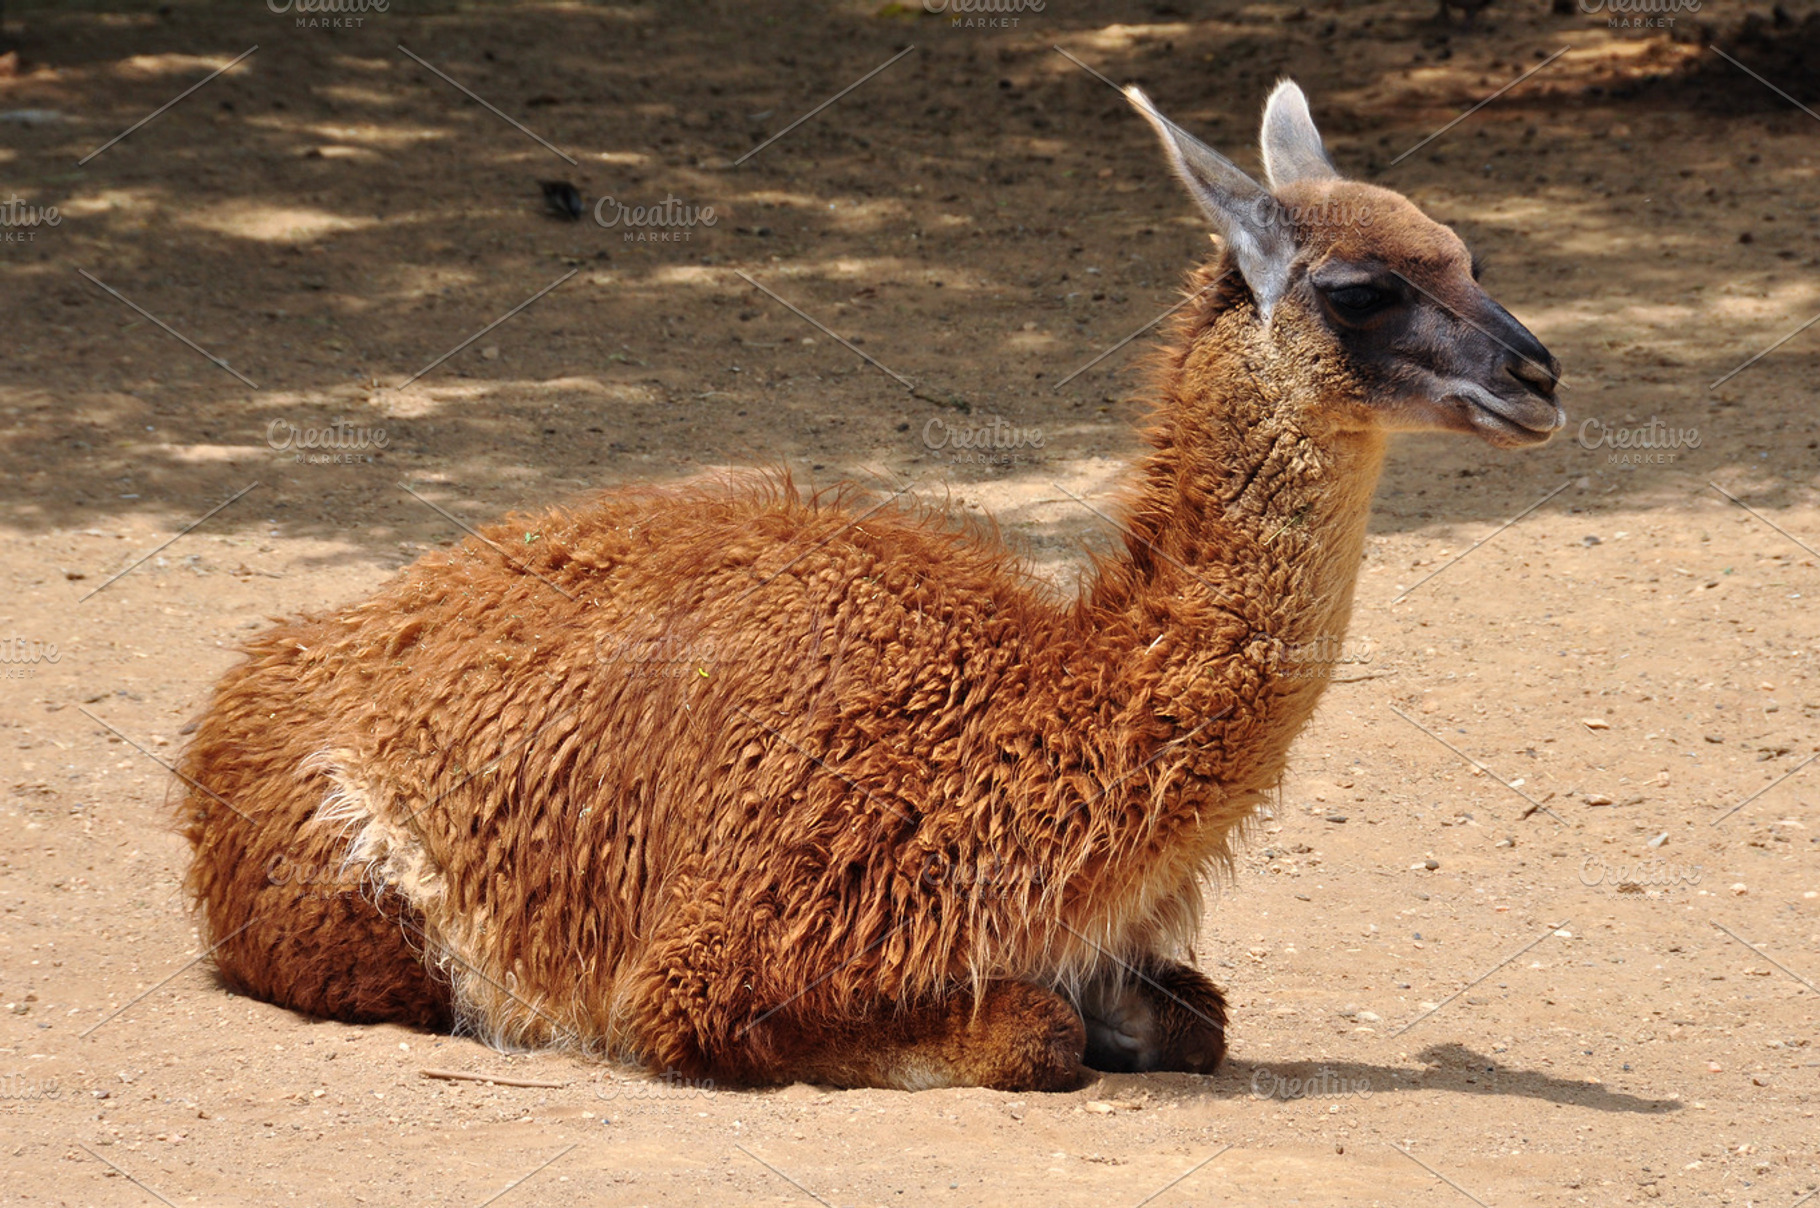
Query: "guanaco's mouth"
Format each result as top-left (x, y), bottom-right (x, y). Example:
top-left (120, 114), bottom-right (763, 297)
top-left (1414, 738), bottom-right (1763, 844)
top-left (1449, 383), bottom-right (1563, 447)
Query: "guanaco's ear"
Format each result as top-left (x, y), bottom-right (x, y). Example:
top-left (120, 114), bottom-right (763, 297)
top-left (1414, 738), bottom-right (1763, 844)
top-left (1259, 79), bottom-right (1340, 190)
top-left (1126, 85), bottom-right (1296, 321)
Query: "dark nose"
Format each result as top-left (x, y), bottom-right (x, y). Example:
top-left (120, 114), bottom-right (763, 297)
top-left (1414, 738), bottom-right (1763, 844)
top-left (1482, 295), bottom-right (1560, 400)
top-left (1505, 346), bottom-right (1560, 401)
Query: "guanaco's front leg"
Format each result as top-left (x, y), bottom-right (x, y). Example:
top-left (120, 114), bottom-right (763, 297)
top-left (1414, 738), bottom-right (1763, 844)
top-left (1076, 959), bottom-right (1228, 1074)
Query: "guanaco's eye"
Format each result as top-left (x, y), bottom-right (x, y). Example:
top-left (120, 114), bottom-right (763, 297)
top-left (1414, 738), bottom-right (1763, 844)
top-left (1325, 284), bottom-right (1389, 314)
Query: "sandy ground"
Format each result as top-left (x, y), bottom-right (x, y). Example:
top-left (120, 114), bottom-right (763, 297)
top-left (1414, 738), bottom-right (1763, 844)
top-left (2, 0), bottom-right (1818, 1204)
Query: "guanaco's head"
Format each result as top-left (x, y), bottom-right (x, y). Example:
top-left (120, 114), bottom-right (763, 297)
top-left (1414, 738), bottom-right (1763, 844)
top-left (1128, 80), bottom-right (1563, 448)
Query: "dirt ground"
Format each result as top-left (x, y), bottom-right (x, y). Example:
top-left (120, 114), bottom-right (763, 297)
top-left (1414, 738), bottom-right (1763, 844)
top-left (1, 0), bottom-right (1817, 1203)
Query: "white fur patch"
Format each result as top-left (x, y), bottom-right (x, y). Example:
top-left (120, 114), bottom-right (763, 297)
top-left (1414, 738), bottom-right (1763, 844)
top-left (303, 749), bottom-right (443, 911)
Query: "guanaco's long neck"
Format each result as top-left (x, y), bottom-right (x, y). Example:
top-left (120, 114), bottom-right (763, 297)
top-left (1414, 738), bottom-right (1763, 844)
top-left (1078, 301), bottom-right (1388, 800)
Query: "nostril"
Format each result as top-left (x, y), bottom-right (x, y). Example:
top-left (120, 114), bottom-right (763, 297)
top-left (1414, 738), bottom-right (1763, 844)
top-left (1506, 353), bottom-right (1558, 399)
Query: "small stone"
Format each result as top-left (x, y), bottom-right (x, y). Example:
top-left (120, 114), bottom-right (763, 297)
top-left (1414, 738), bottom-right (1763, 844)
top-left (1731, 883), bottom-right (1747, 895)
top-left (1325, 814), bottom-right (1348, 823)
top-left (1423, 858), bottom-right (1440, 870)
top-left (1083, 1099), bottom-right (1138, 1114)
top-left (1585, 793), bottom-right (1614, 806)
top-left (1581, 718), bottom-right (1610, 731)
top-left (480, 345), bottom-right (500, 360)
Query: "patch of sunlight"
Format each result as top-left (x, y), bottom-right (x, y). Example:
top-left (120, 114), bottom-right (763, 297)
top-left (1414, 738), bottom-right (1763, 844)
top-left (522, 376), bottom-right (658, 400)
top-left (374, 378), bottom-right (660, 419)
top-left (590, 4), bottom-right (662, 22)
top-left (312, 84), bottom-right (403, 108)
top-left (331, 55), bottom-right (394, 73)
top-left (382, 265), bottom-right (484, 297)
top-left (303, 144), bottom-right (383, 162)
top-left (180, 200), bottom-right (376, 243)
top-left (165, 444), bottom-right (267, 464)
top-left (1078, 22), bottom-right (1193, 50)
top-left (595, 151), bottom-right (653, 166)
top-left (645, 264), bottom-right (732, 287)
top-left (1550, 225), bottom-right (1655, 259)
top-left (824, 257), bottom-right (914, 279)
top-left (824, 198), bottom-right (914, 232)
top-left (730, 190), bottom-right (829, 210)
top-left (305, 121), bottom-right (446, 148)
top-left (243, 115), bottom-right (446, 149)
top-left (57, 187), bottom-right (162, 219)
top-left (376, 382), bottom-right (489, 419)
top-left (115, 52), bottom-right (254, 78)
top-left (1704, 286), bottom-right (1820, 323)
top-left (934, 213), bottom-right (976, 228)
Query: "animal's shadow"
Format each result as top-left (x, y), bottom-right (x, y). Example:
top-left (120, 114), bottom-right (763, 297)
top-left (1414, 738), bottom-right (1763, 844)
top-left (1104, 1043), bottom-right (1681, 1114)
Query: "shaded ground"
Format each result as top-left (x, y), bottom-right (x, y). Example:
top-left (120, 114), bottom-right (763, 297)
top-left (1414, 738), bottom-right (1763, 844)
top-left (1, 0), bottom-right (1817, 1204)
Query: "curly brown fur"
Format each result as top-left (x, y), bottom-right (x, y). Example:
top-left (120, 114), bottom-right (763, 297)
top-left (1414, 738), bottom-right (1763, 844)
top-left (177, 81), bottom-right (1558, 1091)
